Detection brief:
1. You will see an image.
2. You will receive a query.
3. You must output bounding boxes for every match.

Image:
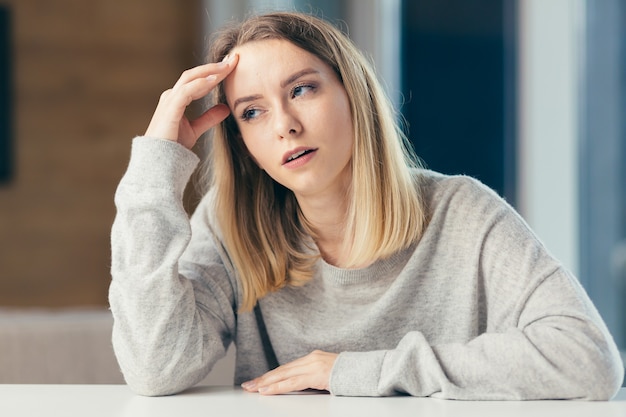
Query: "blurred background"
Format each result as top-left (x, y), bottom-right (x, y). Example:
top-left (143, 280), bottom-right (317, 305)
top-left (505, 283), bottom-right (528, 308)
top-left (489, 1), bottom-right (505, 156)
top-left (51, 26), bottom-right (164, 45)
top-left (0, 0), bottom-right (624, 382)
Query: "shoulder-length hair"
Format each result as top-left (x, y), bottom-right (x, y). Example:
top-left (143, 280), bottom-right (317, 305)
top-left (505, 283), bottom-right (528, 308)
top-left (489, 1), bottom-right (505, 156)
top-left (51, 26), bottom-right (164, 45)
top-left (199, 11), bottom-right (425, 311)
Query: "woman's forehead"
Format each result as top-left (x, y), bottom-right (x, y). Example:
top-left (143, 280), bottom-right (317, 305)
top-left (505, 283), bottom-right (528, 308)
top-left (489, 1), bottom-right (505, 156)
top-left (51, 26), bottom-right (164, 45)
top-left (231, 39), bottom-right (316, 67)
top-left (223, 39), bottom-right (333, 103)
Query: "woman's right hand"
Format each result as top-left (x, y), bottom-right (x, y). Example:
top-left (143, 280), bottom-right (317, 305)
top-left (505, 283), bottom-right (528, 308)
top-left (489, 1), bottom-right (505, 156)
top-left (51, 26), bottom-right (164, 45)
top-left (144, 53), bottom-right (239, 149)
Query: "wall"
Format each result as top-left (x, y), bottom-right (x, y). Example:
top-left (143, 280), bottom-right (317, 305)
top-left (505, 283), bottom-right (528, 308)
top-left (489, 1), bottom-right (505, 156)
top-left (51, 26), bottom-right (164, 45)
top-left (0, 0), bottom-right (201, 307)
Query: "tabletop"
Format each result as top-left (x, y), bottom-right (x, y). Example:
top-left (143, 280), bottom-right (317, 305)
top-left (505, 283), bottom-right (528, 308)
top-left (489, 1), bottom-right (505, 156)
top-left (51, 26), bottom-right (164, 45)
top-left (1, 385), bottom-right (625, 417)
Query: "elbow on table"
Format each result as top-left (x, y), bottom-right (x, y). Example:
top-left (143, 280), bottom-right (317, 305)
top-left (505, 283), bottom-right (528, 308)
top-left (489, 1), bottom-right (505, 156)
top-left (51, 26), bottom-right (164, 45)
top-left (111, 331), bottom-right (208, 396)
top-left (570, 346), bottom-right (624, 400)
top-left (123, 371), bottom-right (191, 397)
top-left (588, 359), bottom-right (624, 400)
top-left (117, 355), bottom-right (200, 397)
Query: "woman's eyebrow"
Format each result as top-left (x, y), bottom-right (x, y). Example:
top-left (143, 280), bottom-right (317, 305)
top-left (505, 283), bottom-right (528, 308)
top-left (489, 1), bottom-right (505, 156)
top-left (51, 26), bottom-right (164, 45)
top-left (280, 68), bottom-right (319, 88)
top-left (232, 68), bottom-right (320, 111)
top-left (233, 94), bottom-right (262, 112)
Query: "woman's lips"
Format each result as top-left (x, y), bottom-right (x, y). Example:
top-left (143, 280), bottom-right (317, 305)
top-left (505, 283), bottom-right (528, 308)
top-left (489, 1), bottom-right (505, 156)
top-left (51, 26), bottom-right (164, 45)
top-left (282, 147), bottom-right (318, 165)
top-left (282, 148), bottom-right (318, 168)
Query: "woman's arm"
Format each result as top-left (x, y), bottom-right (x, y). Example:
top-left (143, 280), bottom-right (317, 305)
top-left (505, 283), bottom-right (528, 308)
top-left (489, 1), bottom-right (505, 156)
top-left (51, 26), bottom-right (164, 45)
top-left (243, 267), bottom-right (623, 399)
top-left (109, 57), bottom-right (240, 396)
top-left (109, 138), bottom-right (237, 396)
top-left (330, 270), bottom-right (623, 399)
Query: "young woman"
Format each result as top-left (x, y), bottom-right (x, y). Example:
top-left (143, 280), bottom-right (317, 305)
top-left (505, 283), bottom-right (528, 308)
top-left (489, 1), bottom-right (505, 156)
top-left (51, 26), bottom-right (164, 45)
top-left (109, 11), bottom-right (624, 399)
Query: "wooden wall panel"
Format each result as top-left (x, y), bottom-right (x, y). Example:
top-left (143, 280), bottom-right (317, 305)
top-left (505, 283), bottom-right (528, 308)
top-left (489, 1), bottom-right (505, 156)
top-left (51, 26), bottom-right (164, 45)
top-left (0, 0), bottom-right (202, 307)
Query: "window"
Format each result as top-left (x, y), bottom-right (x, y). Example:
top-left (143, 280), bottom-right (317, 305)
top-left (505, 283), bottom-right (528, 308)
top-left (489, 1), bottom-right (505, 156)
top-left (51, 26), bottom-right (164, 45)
top-left (579, 0), bottom-right (625, 355)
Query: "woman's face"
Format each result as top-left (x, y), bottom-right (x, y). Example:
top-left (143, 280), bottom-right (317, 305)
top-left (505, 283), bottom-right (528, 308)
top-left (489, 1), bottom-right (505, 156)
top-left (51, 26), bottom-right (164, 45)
top-left (223, 39), bottom-right (354, 201)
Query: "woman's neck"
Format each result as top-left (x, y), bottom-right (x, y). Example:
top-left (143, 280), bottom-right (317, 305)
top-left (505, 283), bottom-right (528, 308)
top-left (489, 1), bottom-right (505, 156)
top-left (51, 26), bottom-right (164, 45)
top-left (295, 187), bottom-right (351, 267)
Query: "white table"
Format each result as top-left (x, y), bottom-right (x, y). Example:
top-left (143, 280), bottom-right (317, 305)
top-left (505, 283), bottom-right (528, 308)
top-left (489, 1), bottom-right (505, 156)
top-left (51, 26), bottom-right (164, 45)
top-left (1, 385), bottom-right (625, 417)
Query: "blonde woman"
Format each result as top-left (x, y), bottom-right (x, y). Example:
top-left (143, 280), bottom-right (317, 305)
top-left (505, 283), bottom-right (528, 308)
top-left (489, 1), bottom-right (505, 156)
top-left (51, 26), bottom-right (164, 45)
top-left (109, 11), bottom-right (623, 399)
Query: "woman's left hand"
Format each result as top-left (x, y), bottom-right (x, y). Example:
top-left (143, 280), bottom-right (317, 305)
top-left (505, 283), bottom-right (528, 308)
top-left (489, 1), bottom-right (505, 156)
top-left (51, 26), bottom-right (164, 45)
top-left (241, 350), bottom-right (338, 395)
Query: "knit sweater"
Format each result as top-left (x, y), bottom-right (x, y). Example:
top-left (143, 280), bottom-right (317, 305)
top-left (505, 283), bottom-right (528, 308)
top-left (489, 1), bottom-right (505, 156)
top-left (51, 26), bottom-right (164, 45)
top-left (109, 137), bottom-right (624, 399)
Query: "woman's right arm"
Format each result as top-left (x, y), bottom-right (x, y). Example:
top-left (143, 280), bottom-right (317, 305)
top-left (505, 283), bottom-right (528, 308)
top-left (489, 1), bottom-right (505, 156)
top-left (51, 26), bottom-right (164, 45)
top-left (109, 56), bottom-right (239, 396)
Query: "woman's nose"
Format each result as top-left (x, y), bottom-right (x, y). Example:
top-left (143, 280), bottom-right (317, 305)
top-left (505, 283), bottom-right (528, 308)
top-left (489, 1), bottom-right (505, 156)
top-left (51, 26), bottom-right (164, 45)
top-left (274, 106), bottom-right (302, 139)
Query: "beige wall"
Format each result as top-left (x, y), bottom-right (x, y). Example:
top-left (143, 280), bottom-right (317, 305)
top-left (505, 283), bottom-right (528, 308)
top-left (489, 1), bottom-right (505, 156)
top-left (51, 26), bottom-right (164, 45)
top-left (0, 0), bottom-right (202, 307)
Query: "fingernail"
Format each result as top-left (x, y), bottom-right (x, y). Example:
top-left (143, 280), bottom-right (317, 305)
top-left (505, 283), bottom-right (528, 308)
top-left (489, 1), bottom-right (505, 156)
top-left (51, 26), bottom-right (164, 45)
top-left (241, 380), bottom-right (256, 390)
top-left (223, 53), bottom-right (236, 65)
top-left (215, 55), bottom-right (229, 69)
top-left (258, 386), bottom-right (268, 393)
top-left (206, 74), bottom-right (217, 82)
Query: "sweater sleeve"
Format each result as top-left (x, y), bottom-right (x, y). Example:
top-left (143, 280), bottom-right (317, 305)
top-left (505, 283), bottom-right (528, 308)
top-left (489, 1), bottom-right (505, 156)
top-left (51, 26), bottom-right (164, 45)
top-left (329, 177), bottom-right (624, 400)
top-left (109, 137), bottom-right (237, 396)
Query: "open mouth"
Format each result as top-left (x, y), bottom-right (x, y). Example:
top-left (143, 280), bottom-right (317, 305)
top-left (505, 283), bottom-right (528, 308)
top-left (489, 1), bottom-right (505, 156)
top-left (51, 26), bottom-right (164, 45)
top-left (283, 148), bottom-right (317, 164)
top-left (287, 149), bottom-right (313, 162)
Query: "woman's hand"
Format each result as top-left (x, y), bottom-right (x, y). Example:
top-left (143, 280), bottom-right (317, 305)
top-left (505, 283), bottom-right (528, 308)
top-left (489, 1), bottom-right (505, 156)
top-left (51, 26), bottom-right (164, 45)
top-left (241, 350), bottom-right (338, 395)
top-left (144, 54), bottom-right (239, 149)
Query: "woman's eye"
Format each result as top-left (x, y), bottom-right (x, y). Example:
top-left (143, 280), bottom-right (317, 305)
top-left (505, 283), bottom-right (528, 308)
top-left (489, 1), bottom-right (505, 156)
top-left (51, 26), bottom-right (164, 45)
top-left (292, 84), bottom-right (315, 98)
top-left (241, 108), bottom-right (261, 121)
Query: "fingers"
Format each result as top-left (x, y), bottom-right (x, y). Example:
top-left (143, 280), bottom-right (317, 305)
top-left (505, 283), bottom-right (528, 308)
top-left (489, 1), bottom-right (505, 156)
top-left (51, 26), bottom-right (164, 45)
top-left (172, 54), bottom-right (237, 90)
top-left (159, 76), bottom-right (220, 120)
top-left (241, 350), bottom-right (338, 395)
top-left (177, 103), bottom-right (231, 149)
top-left (189, 103), bottom-right (231, 137)
top-left (144, 54), bottom-right (239, 146)
top-left (168, 55), bottom-right (238, 107)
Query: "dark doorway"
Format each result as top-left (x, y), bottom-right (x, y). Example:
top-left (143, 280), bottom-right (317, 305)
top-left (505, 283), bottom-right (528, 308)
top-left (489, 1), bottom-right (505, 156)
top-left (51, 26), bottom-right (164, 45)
top-left (401, 0), bottom-right (516, 202)
top-left (0, 5), bottom-right (12, 184)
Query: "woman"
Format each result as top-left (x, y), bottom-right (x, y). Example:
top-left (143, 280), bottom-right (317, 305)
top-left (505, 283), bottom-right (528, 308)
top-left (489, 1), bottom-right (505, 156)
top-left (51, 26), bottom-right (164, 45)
top-left (109, 11), bottom-right (624, 399)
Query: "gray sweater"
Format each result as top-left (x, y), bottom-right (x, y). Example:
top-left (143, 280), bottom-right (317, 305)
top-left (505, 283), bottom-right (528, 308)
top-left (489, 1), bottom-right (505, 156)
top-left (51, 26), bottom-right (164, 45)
top-left (109, 137), bottom-right (624, 399)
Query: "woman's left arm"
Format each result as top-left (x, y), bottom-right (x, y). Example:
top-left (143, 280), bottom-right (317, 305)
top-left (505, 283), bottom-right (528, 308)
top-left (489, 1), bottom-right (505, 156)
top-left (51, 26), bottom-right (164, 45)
top-left (249, 268), bottom-right (623, 399)
top-left (409, 267), bottom-right (624, 400)
top-left (430, 268), bottom-right (624, 400)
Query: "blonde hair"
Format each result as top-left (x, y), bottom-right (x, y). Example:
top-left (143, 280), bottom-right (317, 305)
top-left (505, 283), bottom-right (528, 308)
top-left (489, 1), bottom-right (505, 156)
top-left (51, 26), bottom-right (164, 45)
top-left (200, 11), bottom-right (425, 311)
